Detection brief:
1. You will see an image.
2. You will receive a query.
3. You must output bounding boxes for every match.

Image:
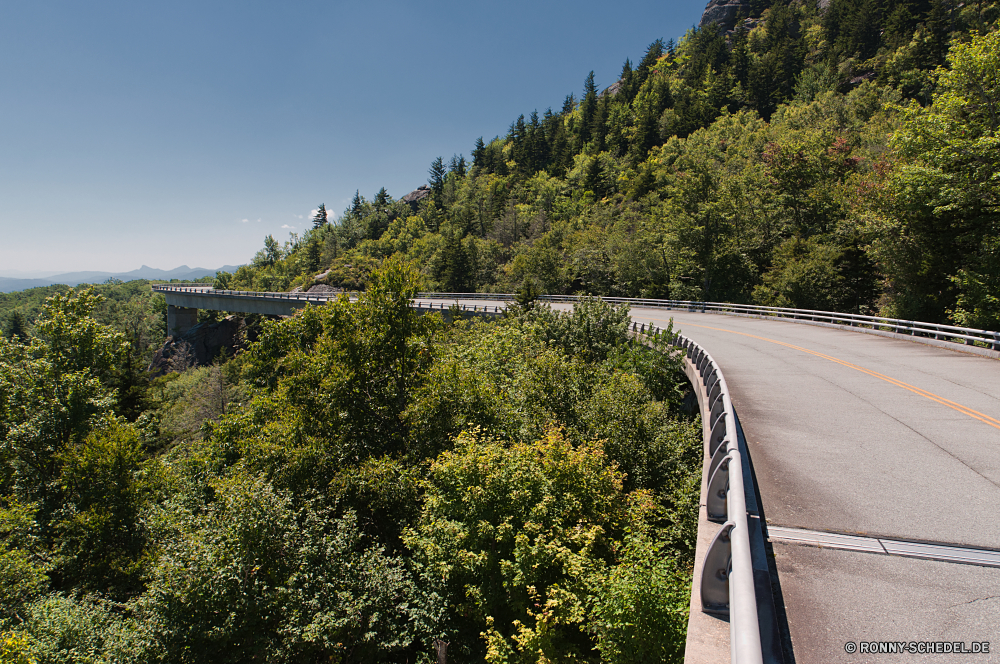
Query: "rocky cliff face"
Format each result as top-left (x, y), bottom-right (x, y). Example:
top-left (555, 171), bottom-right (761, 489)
top-left (699, 0), bottom-right (755, 32)
top-left (150, 315), bottom-right (243, 375)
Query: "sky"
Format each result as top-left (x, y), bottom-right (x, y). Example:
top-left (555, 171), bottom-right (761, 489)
top-left (0, 0), bottom-right (707, 275)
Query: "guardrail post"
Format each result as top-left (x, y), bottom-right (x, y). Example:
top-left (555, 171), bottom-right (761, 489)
top-left (707, 453), bottom-right (732, 522)
top-left (701, 521), bottom-right (735, 615)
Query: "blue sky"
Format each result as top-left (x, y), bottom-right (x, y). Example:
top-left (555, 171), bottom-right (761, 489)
top-left (0, 0), bottom-right (706, 274)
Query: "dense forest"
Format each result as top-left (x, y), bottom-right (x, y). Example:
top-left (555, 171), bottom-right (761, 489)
top-left (219, 0), bottom-right (998, 329)
top-left (2, 263), bottom-right (699, 662)
top-left (2, 0), bottom-right (999, 661)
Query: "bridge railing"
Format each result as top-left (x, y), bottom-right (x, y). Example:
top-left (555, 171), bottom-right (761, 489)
top-left (152, 284), bottom-right (353, 304)
top-left (634, 322), bottom-right (769, 664)
top-left (150, 282), bottom-right (215, 289)
top-left (417, 292), bottom-right (1000, 351)
top-left (152, 285), bottom-right (999, 350)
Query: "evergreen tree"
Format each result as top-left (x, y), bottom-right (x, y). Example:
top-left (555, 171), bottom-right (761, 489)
top-left (472, 137), bottom-right (487, 172)
top-left (510, 115), bottom-right (528, 172)
top-left (635, 39), bottom-right (666, 92)
top-left (579, 72), bottom-right (598, 146)
top-left (312, 204), bottom-right (328, 230)
top-left (351, 190), bottom-right (363, 216)
top-left (618, 58), bottom-right (635, 101)
top-left (5, 310), bottom-right (28, 341)
top-left (435, 233), bottom-right (473, 292)
top-left (428, 156), bottom-right (446, 206)
top-left (583, 155), bottom-right (605, 197)
top-left (374, 187), bottom-right (391, 209)
top-left (562, 93), bottom-right (576, 114)
top-left (591, 94), bottom-right (610, 153)
top-left (449, 154), bottom-right (467, 177)
top-left (307, 235), bottom-right (322, 273)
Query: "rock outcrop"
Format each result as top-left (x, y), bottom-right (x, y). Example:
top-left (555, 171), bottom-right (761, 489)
top-left (306, 283), bottom-right (339, 294)
top-left (699, 0), bottom-right (754, 32)
top-left (401, 184), bottom-right (432, 210)
top-left (599, 79), bottom-right (624, 98)
top-left (149, 315), bottom-right (242, 375)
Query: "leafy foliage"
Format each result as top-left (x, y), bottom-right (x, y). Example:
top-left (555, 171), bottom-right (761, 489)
top-left (1, 260), bottom-right (700, 661)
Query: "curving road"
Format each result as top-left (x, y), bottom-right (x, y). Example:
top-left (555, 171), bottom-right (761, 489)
top-left (419, 297), bottom-right (1000, 663)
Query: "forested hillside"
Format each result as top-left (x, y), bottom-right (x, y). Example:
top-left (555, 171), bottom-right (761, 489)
top-left (224, 0), bottom-right (999, 329)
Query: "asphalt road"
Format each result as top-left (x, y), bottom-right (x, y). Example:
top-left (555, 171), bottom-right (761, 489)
top-left (421, 298), bottom-right (1000, 663)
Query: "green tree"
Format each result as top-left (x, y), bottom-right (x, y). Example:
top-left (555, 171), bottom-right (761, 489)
top-left (253, 235), bottom-right (282, 268)
top-left (0, 499), bottom-right (50, 622)
top-left (404, 428), bottom-right (629, 663)
top-left (579, 71), bottom-right (599, 147)
top-left (434, 233), bottom-right (473, 292)
top-left (589, 532), bottom-right (690, 664)
top-left (0, 289), bottom-right (124, 506)
top-left (865, 30), bottom-right (1000, 324)
top-left (312, 203), bottom-right (328, 229)
top-left (139, 474), bottom-right (419, 663)
top-left (4, 311), bottom-right (28, 342)
top-left (54, 419), bottom-right (149, 598)
top-left (449, 153), bottom-right (468, 177)
top-left (428, 157), bottom-right (447, 207)
top-left (229, 257), bottom-right (434, 473)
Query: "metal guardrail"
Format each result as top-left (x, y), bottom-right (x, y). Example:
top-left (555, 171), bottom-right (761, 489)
top-left (152, 284), bottom-right (352, 303)
top-left (418, 293), bottom-right (1000, 351)
top-left (635, 322), bottom-right (766, 664)
top-left (150, 282), bottom-right (215, 288)
top-left (151, 285), bottom-right (999, 351)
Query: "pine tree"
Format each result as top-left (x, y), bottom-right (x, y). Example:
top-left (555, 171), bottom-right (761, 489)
top-left (584, 155), bottom-right (604, 197)
top-left (635, 39), bottom-right (666, 92)
top-left (312, 204), bottom-right (328, 230)
top-left (351, 190), bottom-right (363, 216)
top-left (374, 187), bottom-right (390, 209)
top-left (472, 137), bottom-right (487, 172)
top-left (307, 236), bottom-right (321, 273)
top-left (429, 156), bottom-right (446, 206)
top-left (5, 310), bottom-right (28, 341)
top-left (579, 72), bottom-right (598, 146)
top-left (591, 94), bottom-right (609, 153)
top-left (435, 233), bottom-right (473, 292)
top-left (619, 58), bottom-right (635, 101)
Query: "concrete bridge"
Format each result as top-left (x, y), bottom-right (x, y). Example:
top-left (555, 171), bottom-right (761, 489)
top-left (152, 285), bottom-right (1000, 663)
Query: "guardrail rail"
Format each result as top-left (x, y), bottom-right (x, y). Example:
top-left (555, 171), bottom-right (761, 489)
top-left (634, 322), bottom-right (782, 664)
top-left (150, 285), bottom-right (1000, 352)
top-left (416, 293), bottom-right (1000, 352)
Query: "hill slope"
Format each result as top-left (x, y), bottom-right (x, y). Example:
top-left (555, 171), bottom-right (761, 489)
top-left (223, 0), bottom-right (999, 329)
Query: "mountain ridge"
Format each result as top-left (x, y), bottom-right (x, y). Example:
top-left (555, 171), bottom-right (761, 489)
top-left (0, 264), bottom-right (243, 293)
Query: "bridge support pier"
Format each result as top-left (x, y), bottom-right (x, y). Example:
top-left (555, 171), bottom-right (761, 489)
top-left (167, 305), bottom-right (199, 337)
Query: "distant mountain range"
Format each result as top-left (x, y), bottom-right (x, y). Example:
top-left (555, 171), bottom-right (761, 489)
top-left (0, 265), bottom-right (243, 293)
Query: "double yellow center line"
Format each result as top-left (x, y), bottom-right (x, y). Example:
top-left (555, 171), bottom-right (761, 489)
top-left (681, 322), bottom-right (1000, 432)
